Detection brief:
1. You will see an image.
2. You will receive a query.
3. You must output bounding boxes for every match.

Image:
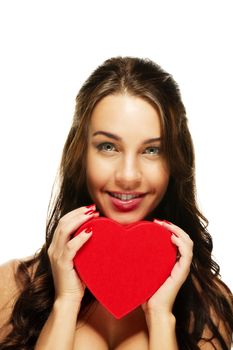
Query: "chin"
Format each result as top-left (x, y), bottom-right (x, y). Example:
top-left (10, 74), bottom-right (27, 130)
top-left (115, 217), bottom-right (139, 225)
top-left (101, 211), bottom-right (147, 225)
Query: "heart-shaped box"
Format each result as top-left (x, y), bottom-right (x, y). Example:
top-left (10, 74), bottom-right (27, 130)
top-left (73, 217), bottom-right (176, 319)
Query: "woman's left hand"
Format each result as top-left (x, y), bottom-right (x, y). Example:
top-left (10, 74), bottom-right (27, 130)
top-left (142, 220), bottom-right (193, 317)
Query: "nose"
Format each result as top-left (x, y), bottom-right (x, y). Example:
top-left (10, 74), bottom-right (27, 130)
top-left (115, 154), bottom-right (142, 190)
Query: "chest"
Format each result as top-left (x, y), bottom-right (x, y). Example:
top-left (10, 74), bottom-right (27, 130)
top-left (73, 325), bottom-right (149, 350)
top-left (74, 303), bottom-right (149, 350)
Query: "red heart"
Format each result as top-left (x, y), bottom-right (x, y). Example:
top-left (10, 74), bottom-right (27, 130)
top-left (73, 217), bottom-right (176, 319)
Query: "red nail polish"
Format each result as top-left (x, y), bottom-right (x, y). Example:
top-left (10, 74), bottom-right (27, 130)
top-left (86, 204), bottom-right (96, 209)
top-left (85, 209), bottom-right (95, 215)
top-left (163, 220), bottom-right (171, 225)
top-left (85, 227), bottom-right (92, 234)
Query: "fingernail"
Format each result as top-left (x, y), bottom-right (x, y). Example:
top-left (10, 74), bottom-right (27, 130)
top-left (86, 204), bottom-right (96, 209)
top-left (93, 212), bottom-right (99, 217)
top-left (84, 227), bottom-right (92, 234)
top-left (153, 218), bottom-right (163, 225)
top-left (85, 208), bottom-right (95, 215)
top-left (164, 220), bottom-right (172, 225)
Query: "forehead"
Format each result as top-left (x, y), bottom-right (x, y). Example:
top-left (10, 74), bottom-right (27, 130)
top-left (89, 94), bottom-right (161, 138)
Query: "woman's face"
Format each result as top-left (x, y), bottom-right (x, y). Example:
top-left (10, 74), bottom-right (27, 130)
top-left (86, 93), bottom-right (169, 224)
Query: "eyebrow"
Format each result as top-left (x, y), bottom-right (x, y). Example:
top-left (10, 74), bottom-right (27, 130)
top-left (92, 131), bottom-right (162, 144)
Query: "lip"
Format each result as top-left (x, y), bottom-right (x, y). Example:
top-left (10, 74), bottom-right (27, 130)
top-left (107, 191), bottom-right (145, 212)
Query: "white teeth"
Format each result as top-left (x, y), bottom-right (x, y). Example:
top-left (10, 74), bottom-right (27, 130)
top-left (111, 193), bottom-right (141, 201)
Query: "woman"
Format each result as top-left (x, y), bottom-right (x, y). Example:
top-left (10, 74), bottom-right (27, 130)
top-left (0, 57), bottom-right (232, 349)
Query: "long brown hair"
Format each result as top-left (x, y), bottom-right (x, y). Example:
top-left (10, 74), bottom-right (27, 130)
top-left (1, 57), bottom-right (232, 349)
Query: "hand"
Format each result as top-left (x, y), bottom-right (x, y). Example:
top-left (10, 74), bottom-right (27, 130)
top-left (48, 205), bottom-right (98, 303)
top-left (142, 220), bottom-right (193, 317)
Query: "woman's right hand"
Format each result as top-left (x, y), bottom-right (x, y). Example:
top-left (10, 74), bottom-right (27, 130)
top-left (48, 205), bottom-right (98, 304)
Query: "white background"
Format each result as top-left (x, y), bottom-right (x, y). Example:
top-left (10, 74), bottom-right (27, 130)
top-left (0, 1), bottom-right (232, 291)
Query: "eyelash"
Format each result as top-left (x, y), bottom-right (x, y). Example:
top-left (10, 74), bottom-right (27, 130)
top-left (143, 146), bottom-right (160, 155)
top-left (97, 142), bottom-right (116, 152)
top-left (96, 142), bottom-right (161, 155)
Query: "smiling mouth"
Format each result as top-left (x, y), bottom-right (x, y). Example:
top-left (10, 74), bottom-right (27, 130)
top-left (108, 192), bottom-right (145, 201)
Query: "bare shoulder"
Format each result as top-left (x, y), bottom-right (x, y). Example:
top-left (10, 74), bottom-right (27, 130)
top-left (0, 259), bottom-right (21, 340)
top-left (0, 256), bottom-right (38, 307)
top-left (193, 275), bottom-right (233, 349)
top-left (0, 259), bottom-right (20, 306)
top-left (0, 256), bottom-right (36, 340)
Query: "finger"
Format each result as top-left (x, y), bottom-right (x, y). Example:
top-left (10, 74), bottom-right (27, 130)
top-left (54, 205), bottom-right (96, 241)
top-left (153, 219), bottom-right (190, 241)
top-left (50, 205), bottom-right (97, 252)
top-left (171, 234), bottom-right (193, 280)
top-left (60, 228), bottom-right (93, 266)
top-left (171, 234), bottom-right (193, 257)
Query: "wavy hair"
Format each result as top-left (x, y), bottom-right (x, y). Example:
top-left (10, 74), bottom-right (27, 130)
top-left (1, 57), bottom-right (232, 349)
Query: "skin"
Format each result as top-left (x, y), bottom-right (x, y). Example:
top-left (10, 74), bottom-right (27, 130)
top-left (0, 93), bottom-right (230, 348)
top-left (86, 94), bottom-right (170, 225)
top-left (35, 94), bottom-right (194, 349)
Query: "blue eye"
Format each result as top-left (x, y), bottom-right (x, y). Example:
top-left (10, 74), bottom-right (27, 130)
top-left (97, 142), bottom-right (116, 152)
top-left (144, 146), bottom-right (160, 155)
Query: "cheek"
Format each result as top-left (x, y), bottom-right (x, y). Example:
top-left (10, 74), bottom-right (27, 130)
top-left (86, 152), bottom-right (112, 193)
top-left (147, 162), bottom-right (170, 193)
top-left (86, 155), bottom-right (100, 193)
